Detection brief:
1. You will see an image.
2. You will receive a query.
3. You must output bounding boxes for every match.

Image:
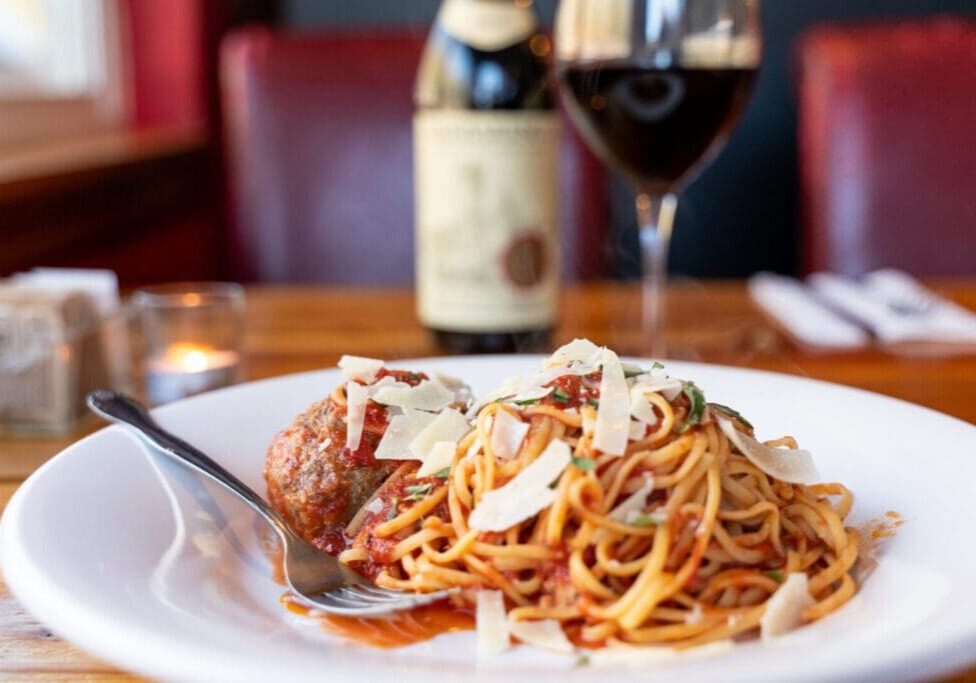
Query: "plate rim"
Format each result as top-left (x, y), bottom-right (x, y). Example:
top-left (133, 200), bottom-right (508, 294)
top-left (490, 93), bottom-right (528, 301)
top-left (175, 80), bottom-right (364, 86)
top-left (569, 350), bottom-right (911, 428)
top-left (3, 356), bottom-right (976, 682)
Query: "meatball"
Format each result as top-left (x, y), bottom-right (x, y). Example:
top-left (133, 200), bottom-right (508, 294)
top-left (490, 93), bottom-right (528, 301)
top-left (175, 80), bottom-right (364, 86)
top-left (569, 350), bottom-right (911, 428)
top-left (264, 369), bottom-right (440, 555)
top-left (264, 394), bottom-right (398, 554)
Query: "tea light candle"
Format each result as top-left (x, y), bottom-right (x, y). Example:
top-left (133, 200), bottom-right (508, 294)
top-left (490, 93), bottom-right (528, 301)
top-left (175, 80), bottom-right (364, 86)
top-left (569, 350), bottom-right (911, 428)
top-left (146, 343), bottom-right (241, 405)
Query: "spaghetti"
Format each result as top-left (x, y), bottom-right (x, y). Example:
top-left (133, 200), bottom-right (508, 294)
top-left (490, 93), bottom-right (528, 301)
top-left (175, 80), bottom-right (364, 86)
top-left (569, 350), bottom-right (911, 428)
top-left (324, 342), bottom-right (860, 651)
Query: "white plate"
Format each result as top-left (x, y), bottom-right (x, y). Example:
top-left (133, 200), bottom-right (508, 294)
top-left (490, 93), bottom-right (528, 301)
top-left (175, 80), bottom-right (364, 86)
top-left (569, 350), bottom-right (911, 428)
top-left (3, 357), bottom-right (976, 683)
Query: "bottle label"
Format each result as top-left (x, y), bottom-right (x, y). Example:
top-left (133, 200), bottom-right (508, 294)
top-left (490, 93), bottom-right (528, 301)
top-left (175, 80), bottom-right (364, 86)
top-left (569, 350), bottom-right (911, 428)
top-left (438, 0), bottom-right (538, 52)
top-left (414, 110), bottom-right (560, 333)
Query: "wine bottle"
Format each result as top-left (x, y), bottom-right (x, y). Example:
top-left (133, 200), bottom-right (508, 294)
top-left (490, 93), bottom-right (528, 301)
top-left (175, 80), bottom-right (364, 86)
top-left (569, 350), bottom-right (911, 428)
top-left (414, 0), bottom-right (560, 354)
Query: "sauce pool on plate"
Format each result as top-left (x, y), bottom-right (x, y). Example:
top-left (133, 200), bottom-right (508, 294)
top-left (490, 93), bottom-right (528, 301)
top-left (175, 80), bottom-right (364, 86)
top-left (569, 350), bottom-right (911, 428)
top-left (283, 596), bottom-right (474, 649)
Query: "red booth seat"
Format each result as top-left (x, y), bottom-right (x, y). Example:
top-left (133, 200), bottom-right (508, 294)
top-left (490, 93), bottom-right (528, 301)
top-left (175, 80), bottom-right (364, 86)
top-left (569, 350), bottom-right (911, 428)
top-left (221, 28), bottom-right (607, 285)
top-left (798, 19), bottom-right (976, 277)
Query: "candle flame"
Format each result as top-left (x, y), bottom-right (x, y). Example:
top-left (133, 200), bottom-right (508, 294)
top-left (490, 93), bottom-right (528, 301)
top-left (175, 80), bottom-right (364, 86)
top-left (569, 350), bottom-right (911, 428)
top-left (182, 349), bottom-right (210, 373)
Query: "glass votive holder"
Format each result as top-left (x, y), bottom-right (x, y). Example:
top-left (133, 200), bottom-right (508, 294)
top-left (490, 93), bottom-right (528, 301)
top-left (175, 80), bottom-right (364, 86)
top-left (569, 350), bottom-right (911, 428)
top-left (132, 283), bottom-right (245, 406)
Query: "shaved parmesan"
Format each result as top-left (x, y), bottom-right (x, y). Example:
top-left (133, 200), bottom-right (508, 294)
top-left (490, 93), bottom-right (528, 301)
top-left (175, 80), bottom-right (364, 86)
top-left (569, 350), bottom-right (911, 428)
top-left (717, 418), bottom-right (820, 484)
top-left (417, 441), bottom-right (457, 477)
top-left (375, 409), bottom-right (436, 460)
top-left (609, 474), bottom-right (655, 522)
top-left (593, 348), bottom-right (630, 456)
top-left (631, 377), bottom-right (684, 403)
top-left (436, 372), bottom-right (473, 407)
top-left (630, 393), bottom-right (657, 424)
top-left (546, 338), bottom-right (601, 368)
top-left (508, 619), bottom-right (574, 653)
top-left (532, 363), bottom-right (596, 387)
top-left (469, 439), bottom-right (571, 532)
top-left (629, 420), bottom-right (648, 441)
top-left (476, 590), bottom-right (510, 656)
top-left (363, 497), bottom-right (384, 515)
top-left (373, 379), bottom-right (454, 412)
top-left (466, 376), bottom-right (523, 418)
top-left (338, 355), bottom-right (384, 382)
top-left (409, 408), bottom-right (471, 461)
top-left (760, 573), bottom-right (814, 640)
top-left (507, 386), bottom-right (553, 404)
top-left (490, 410), bottom-right (530, 460)
top-left (344, 381), bottom-right (369, 451)
top-left (366, 375), bottom-right (403, 396)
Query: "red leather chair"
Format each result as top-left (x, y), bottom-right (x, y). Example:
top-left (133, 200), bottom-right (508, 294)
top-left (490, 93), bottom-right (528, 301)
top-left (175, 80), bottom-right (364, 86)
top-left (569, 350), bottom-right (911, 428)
top-left (221, 28), bottom-right (608, 285)
top-left (797, 19), bottom-right (976, 277)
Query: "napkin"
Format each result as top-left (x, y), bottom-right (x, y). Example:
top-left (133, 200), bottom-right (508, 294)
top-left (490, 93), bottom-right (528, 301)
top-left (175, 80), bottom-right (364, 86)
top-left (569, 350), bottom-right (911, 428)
top-left (748, 273), bottom-right (870, 349)
top-left (808, 270), bottom-right (976, 346)
top-left (9, 268), bottom-right (120, 316)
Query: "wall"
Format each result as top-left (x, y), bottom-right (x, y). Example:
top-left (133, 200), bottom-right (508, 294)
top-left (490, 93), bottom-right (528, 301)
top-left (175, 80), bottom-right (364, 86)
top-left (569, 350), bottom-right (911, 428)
top-left (283, 0), bottom-right (976, 278)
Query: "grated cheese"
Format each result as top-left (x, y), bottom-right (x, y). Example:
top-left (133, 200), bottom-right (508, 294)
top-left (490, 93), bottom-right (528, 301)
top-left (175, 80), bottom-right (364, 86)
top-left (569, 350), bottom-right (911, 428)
top-left (344, 381), bottom-right (369, 451)
top-left (373, 379), bottom-right (455, 412)
top-left (375, 409), bottom-right (436, 460)
top-left (476, 590), bottom-right (510, 656)
top-left (490, 409), bottom-right (530, 460)
top-left (338, 355), bottom-right (384, 383)
top-left (593, 348), bottom-right (630, 456)
top-left (717, 418), bottom-right (820, 484)
top-left (469, 439), bottom-right (571, 532)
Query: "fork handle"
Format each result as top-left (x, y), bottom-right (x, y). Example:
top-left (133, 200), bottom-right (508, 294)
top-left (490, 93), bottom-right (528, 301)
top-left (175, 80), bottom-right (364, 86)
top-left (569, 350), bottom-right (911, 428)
top-left (87, 390), bottom-right (294, 540)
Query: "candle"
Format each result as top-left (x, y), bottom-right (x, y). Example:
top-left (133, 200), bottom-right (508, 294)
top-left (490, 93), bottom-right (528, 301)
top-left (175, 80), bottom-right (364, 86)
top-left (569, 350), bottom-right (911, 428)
top-left (146, 343), bottom-right (241, 405)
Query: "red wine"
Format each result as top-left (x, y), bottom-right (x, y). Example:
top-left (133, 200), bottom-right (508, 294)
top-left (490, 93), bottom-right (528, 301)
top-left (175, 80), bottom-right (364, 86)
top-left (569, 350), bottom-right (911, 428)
top-left (414, 0), bottom-right (559, 355)
top-left (560, 64), bottom-right (756, 193)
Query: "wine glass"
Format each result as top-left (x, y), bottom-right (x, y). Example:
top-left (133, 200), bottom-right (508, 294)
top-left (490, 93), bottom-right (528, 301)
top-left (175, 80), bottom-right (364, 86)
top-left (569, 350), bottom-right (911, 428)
top-left (555, 0), bottom-right (761, 355)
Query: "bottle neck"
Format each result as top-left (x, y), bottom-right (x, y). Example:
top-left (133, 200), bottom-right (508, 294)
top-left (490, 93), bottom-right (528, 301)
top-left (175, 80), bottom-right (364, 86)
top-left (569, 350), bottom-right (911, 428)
top-left (437, 0), bottom-right (539, 52)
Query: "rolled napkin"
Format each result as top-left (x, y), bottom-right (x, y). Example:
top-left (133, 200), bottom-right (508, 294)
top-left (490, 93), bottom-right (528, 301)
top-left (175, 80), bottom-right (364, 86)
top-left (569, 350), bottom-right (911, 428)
top-left (809, 270), bottom-right (976, 346)
top-left (748, 272), bottom-right (870, 349)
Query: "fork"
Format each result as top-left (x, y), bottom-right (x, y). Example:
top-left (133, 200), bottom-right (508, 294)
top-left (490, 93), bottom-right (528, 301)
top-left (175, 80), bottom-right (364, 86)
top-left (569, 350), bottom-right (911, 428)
top-left (86, 390), bottom-right (458, 617)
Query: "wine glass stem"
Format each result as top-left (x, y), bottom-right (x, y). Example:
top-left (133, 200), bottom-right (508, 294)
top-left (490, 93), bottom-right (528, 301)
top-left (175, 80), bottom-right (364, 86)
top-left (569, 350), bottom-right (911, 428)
top-left (637, 192), bottom-right (678, 358)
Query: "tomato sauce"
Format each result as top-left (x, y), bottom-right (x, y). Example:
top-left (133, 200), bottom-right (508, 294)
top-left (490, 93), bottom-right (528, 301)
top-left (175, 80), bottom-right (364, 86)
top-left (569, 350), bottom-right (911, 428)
top-left (284, 596), bottom-right (474, 649)
top-left (539, 373), bottom-right (601, 410)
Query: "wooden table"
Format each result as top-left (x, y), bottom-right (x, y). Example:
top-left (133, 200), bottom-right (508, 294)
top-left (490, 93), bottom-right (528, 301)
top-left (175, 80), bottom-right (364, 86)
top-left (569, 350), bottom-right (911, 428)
top-left (2, 281), bottom-right (975, 681)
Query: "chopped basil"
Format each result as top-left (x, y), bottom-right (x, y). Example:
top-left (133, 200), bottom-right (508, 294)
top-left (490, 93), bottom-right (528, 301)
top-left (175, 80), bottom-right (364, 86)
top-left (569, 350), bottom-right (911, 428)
top-left (575, 655), bottom-right (591, 668)
top-left (631, 514), bottom-right (666, 527)
top-left (765, 570), bottom-right (786, 583)
top-left (552, 388), bottom-right (572, 403)
top-left (652, 362), bottom-right (665, 370)
top-left (386, 498), bottom-right (399, 521)
top-left (586, 398), bottom-right (600, 408)
top-left (513, 397), bottom-right (540, 406)
top-left (709, 403), bottom-right (754, 430)
top-left (572, 456), bottom-right (596, 471)
top-left (405, 484), bottom-right (433, 501)
top-left (434, 467), bottom-right (452, 479)
top-left (678, 383), bottom-right (707, 433)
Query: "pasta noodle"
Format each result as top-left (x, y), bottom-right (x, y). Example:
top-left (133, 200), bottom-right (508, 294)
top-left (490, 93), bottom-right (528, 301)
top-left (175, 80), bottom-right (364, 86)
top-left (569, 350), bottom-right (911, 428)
top-left (332, 343), bottom-right (860, 650)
